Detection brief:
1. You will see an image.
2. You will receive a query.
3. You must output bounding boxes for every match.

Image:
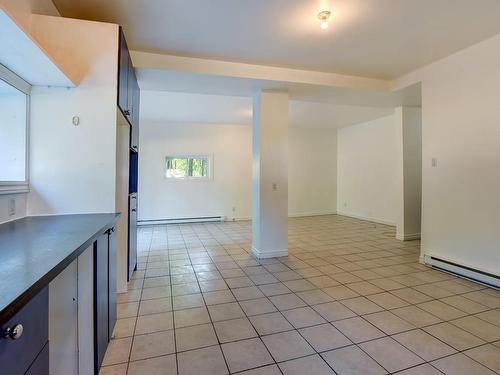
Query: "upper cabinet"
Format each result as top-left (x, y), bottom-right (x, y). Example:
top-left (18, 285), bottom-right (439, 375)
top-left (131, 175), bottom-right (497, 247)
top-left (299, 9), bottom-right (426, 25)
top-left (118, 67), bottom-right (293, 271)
top-left (117, 28), bottom-right (140, 152)
top-left (129, 62), bottom-right (140, 152)
top-left (118, 29), bottom-right (129, 115)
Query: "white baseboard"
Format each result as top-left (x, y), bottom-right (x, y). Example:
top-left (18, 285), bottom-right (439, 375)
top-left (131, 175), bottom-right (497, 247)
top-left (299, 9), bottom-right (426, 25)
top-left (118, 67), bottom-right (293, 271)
top-left (336, 211), bottom-right (396, 226)
top-left (396, 232), bottom-right (421, 241)
top-left (251, 246), bottom-right (288, 259)
top-left (288, 211), bottom-right (337, 218)
top-left (168, 211), bottom-right (338, 223)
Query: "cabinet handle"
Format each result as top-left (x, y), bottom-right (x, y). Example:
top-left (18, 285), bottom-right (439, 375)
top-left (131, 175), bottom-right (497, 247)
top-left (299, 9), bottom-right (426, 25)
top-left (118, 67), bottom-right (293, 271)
top-left (131, 208), bottom-right (137, 212)
top-left (3, 324), bottom-right (23, 340)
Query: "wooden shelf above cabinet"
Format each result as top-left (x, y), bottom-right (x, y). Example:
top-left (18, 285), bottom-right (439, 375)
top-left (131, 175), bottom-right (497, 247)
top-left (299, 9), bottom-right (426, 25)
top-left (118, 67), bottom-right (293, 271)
top-left (0, 9), bottom-right (76, 87)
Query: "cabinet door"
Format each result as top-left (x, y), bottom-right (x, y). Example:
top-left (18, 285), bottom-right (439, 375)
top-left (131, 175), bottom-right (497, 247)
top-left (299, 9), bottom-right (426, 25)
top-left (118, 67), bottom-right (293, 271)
top-left (128, 195), bottom-right (137, 281)
top-left (93, 234), bottom-right (109, 373)
top-left (108, 228), bottom-right (117, 340)
top-left (25, 342), bottom-right (49, 375)
top-left (118, 28), bottom-right (129, 116)
top-left (129, 151), bottom-right (138, 194)
top-left (133, 76), bottom-right (140, 127)
top-left (127, 55), bottom-right (135, 121)
top-left (77, 246), bottom-right (94, 375)
top-left (0, 287), bottom-right (48, 375)
top-left (131, 72), bottom-right (140, 151)
top-left (49, 261), bottom-right (78, 375)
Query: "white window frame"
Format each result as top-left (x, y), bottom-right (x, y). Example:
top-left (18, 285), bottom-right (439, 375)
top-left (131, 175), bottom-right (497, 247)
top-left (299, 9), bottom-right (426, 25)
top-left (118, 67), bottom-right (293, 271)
top-left (0, 64), bottom-right (31, 194)
top-left (164, 154), bottom-right (213, 181)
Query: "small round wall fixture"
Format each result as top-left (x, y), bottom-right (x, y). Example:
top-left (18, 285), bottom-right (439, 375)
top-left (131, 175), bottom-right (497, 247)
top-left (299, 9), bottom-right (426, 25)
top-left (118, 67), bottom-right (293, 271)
top-left (318, 10), bottom-right (331, 30)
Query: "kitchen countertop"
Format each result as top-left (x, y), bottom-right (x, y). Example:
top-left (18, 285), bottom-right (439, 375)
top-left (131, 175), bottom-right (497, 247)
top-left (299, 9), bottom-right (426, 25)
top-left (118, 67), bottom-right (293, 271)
top-left (0, 213), bottom-right (120, 325)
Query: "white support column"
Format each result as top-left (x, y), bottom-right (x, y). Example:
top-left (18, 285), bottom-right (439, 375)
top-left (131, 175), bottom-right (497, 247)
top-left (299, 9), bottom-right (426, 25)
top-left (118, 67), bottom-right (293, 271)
top-left (395, 106), bottom-right (422, 241)
top-left (252, 91), bottom-right (289, 258)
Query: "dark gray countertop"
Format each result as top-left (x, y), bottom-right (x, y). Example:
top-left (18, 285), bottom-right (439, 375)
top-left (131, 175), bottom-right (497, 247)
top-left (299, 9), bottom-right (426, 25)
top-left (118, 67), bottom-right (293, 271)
top-left (0, 213), bottom-right (120, 325)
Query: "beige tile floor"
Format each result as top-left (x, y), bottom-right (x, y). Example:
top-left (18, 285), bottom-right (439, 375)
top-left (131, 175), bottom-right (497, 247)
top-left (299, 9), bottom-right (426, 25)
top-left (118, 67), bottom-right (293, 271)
top-left (100, 215), bottom-right (500, 375)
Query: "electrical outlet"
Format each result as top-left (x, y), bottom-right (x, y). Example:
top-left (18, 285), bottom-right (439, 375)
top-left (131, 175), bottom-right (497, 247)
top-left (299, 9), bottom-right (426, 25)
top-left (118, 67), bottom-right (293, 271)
top-left (272, 183), bottom-right (277, 191)
top-left (431, 158), bottom-right (438, 167)
top-left (8, 198), bottom-right (15, 216)
top-left (343, 201), bottom-right (347, 208)
top-left (232, 206), bottom-right (236, 213)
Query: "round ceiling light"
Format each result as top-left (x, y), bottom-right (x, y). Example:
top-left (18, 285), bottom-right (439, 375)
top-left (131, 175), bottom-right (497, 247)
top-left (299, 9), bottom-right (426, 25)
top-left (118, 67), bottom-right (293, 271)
top-left (317, 10), bottom-right (331, 30)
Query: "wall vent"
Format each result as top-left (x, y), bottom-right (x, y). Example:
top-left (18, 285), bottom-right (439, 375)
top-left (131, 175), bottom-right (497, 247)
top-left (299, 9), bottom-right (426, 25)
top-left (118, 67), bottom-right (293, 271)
top-left (138, 216), bottom-right (225, 226)
top-left (424, 255), bottom-right (500, 290)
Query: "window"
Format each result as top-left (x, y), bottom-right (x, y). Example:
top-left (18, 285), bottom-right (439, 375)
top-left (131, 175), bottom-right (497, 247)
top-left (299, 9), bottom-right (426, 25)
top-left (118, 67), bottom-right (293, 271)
top-left (165, 155), bottom-right (211, 180)
top-left (0, 64), bottom-right (30, 193)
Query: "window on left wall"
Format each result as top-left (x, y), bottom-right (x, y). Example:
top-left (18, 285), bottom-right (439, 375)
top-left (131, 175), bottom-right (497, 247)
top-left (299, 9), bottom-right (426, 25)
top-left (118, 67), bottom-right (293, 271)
top-left (0, 64), bottom-right (30, 193)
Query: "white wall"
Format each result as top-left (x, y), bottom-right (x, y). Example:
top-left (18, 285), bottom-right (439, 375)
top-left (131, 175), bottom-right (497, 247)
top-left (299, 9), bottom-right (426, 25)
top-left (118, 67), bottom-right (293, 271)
top-left (337, 114), bottom-right (399, 225)
top-left (28, 19), bottom-right (118, 215)
top-left (289, 127), bottom-right (336, 216)
top-left (138, 121), bottom-right (337, 222)
top-left (139, 122), bottom-right (252, 221)
top-left (395, 33), bottom-right (500, 275)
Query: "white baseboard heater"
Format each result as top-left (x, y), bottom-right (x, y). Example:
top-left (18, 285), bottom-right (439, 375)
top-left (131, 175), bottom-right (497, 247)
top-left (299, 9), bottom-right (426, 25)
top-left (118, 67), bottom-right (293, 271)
top-left (424, 255), bottom-right (500, 289)
top-left (138, 216), bottom-right (225, 226)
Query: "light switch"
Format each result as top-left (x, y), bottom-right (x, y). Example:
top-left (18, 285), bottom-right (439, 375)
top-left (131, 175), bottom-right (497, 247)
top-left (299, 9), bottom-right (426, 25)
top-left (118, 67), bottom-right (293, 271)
top-left (272, 183), bottom-right (278, 191)
top-left (431, 158), bottom-right (437, 167)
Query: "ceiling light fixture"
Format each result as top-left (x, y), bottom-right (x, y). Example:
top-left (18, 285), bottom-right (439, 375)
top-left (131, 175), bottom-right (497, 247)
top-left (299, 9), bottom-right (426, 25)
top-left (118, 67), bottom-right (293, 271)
top-left (317, 10), bottom-right (331, 30)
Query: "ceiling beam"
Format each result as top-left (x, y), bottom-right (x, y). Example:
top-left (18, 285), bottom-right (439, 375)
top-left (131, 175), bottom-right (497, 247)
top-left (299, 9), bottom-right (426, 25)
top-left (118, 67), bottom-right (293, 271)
top-left (131, 51), bottom-right (392, 92)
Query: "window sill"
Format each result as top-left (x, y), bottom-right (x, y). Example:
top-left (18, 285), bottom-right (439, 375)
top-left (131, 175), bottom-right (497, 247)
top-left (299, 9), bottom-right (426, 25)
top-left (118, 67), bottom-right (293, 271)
top-left (0, 183), bottom-right (29, 195)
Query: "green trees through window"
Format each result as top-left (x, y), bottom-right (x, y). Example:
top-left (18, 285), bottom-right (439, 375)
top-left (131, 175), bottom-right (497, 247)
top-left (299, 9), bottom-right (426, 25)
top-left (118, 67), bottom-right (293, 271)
top-left (166, 156), bottom-right (210, 179)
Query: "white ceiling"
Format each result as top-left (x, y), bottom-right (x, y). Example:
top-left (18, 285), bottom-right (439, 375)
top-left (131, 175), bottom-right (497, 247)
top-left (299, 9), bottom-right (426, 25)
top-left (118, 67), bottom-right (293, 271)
top-left (140, 90), bottom-right (395, 129)
top-left (53, 0), bottom-right (500, 79)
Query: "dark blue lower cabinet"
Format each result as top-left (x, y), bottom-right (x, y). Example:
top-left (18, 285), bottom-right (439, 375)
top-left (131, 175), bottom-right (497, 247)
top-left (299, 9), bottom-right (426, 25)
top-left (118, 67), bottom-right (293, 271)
top-left (94, 228), bottom-right (117, 374)
top-left (0, 287), bottom-right (48, 375)
top-left (108, 227), bottom-right (117, 340)
top-left (25, 343), bottom-right (49, 375)
top-left (128, 194), bottom-right (137, 281)
top-left (94, 233), bottom-right (109, 373)
top-left (1, 226), bottom-right (117, 375)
